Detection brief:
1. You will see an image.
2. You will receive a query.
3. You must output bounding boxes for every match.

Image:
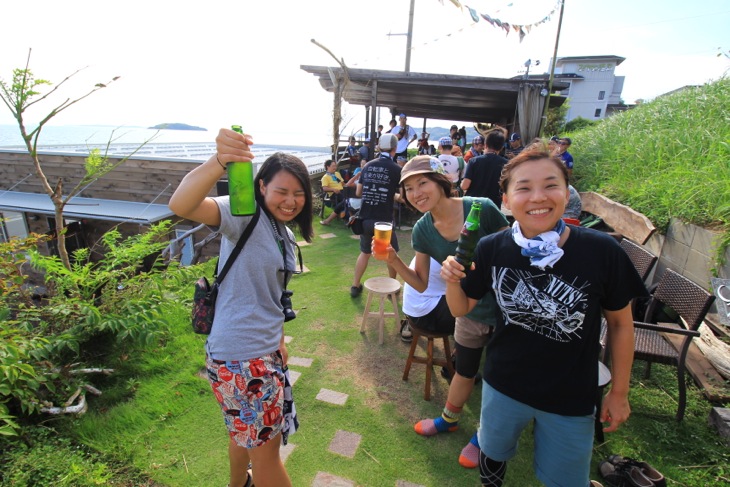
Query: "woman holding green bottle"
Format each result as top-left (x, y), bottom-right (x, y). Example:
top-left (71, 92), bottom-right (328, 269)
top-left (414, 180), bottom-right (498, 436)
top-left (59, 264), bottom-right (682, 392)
top-left (169, 127), bottom-right (314, 487)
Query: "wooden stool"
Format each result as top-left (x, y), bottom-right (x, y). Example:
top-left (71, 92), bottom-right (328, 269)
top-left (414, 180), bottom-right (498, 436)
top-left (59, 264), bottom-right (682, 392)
top-left (402, 321), bottom-right (455, 401)
top-left (360, 277), bottom-right (401, 344)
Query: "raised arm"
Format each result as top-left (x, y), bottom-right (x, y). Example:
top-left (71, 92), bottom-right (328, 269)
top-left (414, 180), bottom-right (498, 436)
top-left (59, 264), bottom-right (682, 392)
top-left (169, 128), bottom-right (255, 226)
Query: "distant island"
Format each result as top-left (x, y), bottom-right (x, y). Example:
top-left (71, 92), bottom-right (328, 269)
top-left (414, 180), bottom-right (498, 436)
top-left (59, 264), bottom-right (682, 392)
top-left (149, 123), bottom-right (207, 131)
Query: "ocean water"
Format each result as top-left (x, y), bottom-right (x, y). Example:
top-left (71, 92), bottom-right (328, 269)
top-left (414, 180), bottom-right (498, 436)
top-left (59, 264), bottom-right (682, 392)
top-left (0, 124), bottom-right (332, 172)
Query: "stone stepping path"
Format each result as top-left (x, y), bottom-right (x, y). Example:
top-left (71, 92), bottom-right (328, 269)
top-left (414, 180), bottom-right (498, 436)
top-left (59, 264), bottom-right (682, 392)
top-left (280, 442), bottom-right (296, 464)
top-left (328, 430), bottom-right (361, 458)
top-left (315, 388), bottom-right (348, 406)
top-left (319, 232), bottom-right (337, 239)
top-left (311, 472), bottom-right (355, 487)
top-left (287, 328), bottom-right (425, 487)
top-left (288, 370), bottom-right (301, 385)
top-left (288, 356), bottom-right (313, 367)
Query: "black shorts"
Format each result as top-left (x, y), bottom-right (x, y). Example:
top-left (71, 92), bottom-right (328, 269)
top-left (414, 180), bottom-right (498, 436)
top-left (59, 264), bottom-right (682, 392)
top-left (407, 296), bottom-right (455, 335)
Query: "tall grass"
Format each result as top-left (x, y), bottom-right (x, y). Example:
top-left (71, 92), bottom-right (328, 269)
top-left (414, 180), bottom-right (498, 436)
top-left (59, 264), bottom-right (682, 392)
top-left (571, 77), bottom-right (730, 239)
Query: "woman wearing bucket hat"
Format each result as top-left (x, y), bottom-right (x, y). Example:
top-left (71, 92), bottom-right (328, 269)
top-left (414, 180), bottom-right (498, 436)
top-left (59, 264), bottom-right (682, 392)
top-left (372, 155), bottom-right (509, 469)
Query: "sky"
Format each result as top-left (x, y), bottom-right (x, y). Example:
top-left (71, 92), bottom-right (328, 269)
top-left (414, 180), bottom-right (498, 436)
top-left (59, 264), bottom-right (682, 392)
top-left (1, 0), bottom-right (728, 146)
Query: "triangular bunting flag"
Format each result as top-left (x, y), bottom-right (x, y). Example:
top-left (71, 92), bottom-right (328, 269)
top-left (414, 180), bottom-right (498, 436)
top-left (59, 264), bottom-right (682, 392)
top-left (468, 6), bottom-right (480, 22)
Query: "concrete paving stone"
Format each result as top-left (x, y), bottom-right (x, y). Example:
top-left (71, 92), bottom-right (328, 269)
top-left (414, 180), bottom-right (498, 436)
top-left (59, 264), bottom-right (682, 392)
top-left (311, 472), bottom-right (355, 487)
top-left (316, 388), bottom-right (349, 406)
top-left (350, 234), bottom-right (360, 240)
top-left (280, 442), bottom-right (296, 464)
top-left (284, 335), bottom-right (293, 344)
top-left (288, 356), bottom-right (314, 367)
top-left (328, 430), bottom-right (361, 458)
top-left (396, 481), bottom-right (426, 487)
top-left (399, 225), bottom-right (413, 231)
top-left (319, 233), bottom-right (337, 239)
top-left (297, 240), bottom-right (311, 246)
top-left (288, 370), bottom-right (301, 386)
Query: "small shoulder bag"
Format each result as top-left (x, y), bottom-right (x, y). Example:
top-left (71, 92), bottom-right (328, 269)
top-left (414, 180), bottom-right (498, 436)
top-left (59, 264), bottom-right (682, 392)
top-left (191, 206), bottom-right (261, 334)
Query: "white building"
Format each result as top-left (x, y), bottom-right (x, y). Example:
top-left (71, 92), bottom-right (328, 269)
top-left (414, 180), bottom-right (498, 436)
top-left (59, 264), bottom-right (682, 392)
top-left (551, 55), bottom-right (627, 122)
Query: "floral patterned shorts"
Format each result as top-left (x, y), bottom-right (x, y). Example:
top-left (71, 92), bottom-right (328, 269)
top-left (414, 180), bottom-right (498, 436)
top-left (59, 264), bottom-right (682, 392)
top-left (206, 351), bottom-right (285, 449)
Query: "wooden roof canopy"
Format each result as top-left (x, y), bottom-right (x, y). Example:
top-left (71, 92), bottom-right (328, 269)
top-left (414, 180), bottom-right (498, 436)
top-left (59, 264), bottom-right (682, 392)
top-left (300, 65), bottom-right (569, 125)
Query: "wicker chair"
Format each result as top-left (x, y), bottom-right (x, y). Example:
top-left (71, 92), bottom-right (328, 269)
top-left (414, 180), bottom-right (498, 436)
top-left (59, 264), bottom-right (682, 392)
top-left (619, 238), bottom-right (658, 319)
top-left (625, 269), bottom-right (715, 421)
top-left (619, 238), bottom-right (657, 282)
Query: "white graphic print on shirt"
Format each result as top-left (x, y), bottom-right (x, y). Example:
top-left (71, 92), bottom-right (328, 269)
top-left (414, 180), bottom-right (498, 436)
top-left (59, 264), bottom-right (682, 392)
top-left (492, 267), bottom-right (588, 343)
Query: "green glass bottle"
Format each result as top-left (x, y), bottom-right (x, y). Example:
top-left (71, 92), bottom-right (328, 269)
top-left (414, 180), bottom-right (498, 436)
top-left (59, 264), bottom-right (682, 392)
top-left (454, 201), bottom-right (482, 271)
top-left (227, 125), bottom-right (256, 216)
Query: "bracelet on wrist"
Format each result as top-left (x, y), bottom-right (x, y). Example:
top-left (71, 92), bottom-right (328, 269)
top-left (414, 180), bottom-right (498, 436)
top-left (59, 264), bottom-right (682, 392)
top-left (215, 154), bottom-right (226, 169)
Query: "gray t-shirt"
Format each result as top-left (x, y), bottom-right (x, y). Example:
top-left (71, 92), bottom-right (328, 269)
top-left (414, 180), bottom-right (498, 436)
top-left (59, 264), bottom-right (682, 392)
top-left (206, 196), bottom-right (296, 361)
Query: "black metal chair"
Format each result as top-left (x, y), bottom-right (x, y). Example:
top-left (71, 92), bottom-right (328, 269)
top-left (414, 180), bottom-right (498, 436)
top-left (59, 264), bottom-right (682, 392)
top-left (603, 268), bottom-right (715, 421)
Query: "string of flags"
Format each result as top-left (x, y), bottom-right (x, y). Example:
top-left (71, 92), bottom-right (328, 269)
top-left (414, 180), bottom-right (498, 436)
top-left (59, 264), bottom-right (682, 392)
top-left (440, 0), bottom-right (563, 42)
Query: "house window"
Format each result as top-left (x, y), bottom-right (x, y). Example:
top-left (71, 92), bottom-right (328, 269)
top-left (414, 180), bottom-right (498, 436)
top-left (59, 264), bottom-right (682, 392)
top-left (595, 108), bottom-right (602, 118)
top-left (598, 90), bottom-right (605, 100)
top-left (0, 211), bottom-right (29, 243)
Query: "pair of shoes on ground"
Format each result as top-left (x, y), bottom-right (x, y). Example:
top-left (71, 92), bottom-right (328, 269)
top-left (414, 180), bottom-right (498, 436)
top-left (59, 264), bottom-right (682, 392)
top-left (413, 418), bottom-right (480, 469)
top-left (400, 319), bottom-right (413, 342)
top-left (350, 284), bottom-right (363, 298)
top-left (599, 454), bottom-right (666, 487)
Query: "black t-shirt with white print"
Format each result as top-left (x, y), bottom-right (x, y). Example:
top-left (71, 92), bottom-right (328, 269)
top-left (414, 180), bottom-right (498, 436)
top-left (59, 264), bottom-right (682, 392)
top-left (461, 225), bottom-right (648, 416)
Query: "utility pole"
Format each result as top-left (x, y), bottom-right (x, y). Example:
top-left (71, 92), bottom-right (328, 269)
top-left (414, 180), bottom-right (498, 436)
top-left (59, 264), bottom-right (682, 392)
top-left (387, 0), bottom-right (416, 72)
top-left (539, 0), bottom-right (566, 137)
top-left (405, 0), bottom-right (415, 72)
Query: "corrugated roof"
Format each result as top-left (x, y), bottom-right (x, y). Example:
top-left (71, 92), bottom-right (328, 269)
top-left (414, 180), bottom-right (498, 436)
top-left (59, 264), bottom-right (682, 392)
top-left (0, 191), bottom-right (174, 224)
top-left (300, 65), bottom-right (568, 123)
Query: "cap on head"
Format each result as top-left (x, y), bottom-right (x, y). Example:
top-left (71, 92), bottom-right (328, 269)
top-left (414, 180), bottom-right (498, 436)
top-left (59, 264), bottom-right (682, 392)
top-left (472, 135), bottom-right (485, 145)
top-left (398, 113), bottom-right (407, 119)
top-left (561, 137), bottom-right (572, 146)
top-left (438, 136), bottom-right (453, 147)
top-left (450, 125), bottom-right (458, 131)
top-left (509, 133), bottom-right (521, 142)
top-left (550, 135), bottom-right (560, 142)
top-left (399, 156), bottom-right (447, 184)
top-left (378, 133), bottom-right (398, 151)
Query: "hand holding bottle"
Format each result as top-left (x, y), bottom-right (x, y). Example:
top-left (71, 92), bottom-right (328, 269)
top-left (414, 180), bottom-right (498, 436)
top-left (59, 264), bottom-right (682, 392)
top-left (215, 127), bottom-right (255, 166)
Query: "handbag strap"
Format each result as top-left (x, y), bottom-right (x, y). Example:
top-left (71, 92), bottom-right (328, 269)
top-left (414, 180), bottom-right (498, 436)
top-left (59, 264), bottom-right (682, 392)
top-left (214, 205), bottom-right (260, 285)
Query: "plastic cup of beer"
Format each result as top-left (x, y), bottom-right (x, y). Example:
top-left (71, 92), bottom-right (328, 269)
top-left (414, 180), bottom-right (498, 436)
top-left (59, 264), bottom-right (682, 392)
top-left (373, 222), bottom-right (393, 258)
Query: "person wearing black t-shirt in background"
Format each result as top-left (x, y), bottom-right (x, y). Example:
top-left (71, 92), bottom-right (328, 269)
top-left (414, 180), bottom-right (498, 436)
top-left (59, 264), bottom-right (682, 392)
top-left (461, 129), bottom-right (507, 210)
top-left (350, 133), bottom-right (403, 298)
top-left (441, 149), bottom-right (647, 487)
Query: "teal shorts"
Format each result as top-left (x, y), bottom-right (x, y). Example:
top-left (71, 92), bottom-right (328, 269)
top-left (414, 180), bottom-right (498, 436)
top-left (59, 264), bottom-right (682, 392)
top-left (478, 382), bottom-right (594, 487)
